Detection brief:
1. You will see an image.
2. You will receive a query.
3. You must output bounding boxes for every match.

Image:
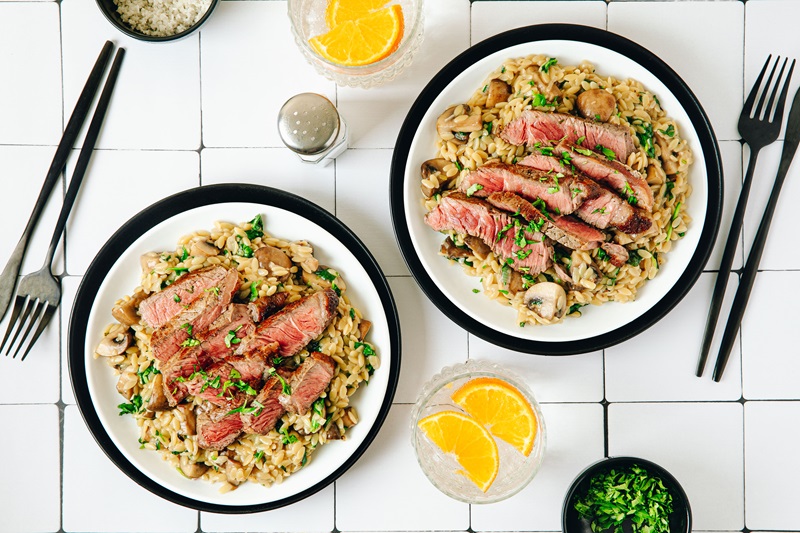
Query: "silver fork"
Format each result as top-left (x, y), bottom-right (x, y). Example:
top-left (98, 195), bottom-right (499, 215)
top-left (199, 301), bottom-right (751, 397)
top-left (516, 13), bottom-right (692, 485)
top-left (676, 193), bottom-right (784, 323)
top-left (696, 54), bottom-right (796, 377)
top-left (0, 47), bottom-right (125, 361)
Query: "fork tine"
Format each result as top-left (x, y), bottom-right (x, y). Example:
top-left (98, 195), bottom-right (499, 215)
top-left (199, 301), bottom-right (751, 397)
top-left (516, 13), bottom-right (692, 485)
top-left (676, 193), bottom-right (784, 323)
top-left (754, 56), bottom-right (781, 120)
top-left (0, 295), bottom-right (25, 353)
top-left (3, 296), bottom-right (34, 356)
top-left (744, 54), bottom-right (773, 116)
top-left (17, 302), bottom-right (55, 361)
top-left (772, 59), bottom-right (796, 124)
top-left (764, 57), bottom-right (789, 122)
top-left (11, 299), bottom-right (45, 359)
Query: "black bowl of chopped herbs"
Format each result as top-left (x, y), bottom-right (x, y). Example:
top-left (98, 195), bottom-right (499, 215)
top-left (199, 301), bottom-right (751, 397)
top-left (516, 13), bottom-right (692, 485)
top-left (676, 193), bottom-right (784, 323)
top-left (562, 457), bottom-right (691, 533)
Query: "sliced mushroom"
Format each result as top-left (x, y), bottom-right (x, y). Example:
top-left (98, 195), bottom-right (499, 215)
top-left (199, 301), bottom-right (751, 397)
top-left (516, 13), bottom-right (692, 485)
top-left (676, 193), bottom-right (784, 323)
top-left (255, 245), bottom-right (292, 281)
top-left (501, 266), bottom-right (525, 295)
top-left (577, 89), bottom-right (617, 122)
top-left (140, 252), bottom-right (161, 273)
top-left (179, 455), bottom-right (209, 479)
top-left (146, 373), bottom-right (170, 412)
top-left (437, 105), bottom-right (483, 142)
top-left (224, 457), bottom-right (245, 485)
top-left (553, 262), bottom-right (573, 286)
top-left (325, 425), bottom-right (343, 441)
top-left (116, 373), bottom-right (134, 401)
top-left (357, 319), bottom-right (372, 340)
top-left (420, 158), bottom-right (452, 198)
top-left (190, 240), bottom-right (219, 257)
top-left (655, 132), bottom-right (679, 175)
top-left (486, 79), bottom-right (512, 108)
top-left (464, 235), bottom-right (491, 260)
top-left (96, 330), bottom-right (134, 357)
top-left (179, 405), bottom-right (197, 436)
top-left (523, 282), bottom-right (567, 321)
top-left (646, 163), bottom-right (661, 185)
top-left (440, 237), bottom-right (472, 260)
top-left (111, 291), bottom-right (145, 327)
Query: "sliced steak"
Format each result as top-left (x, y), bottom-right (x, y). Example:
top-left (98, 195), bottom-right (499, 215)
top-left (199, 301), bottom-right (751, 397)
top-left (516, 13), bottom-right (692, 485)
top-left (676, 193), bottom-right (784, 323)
top-left (242, 376), bottom-right (285, 435)
top-left (554, 142), bottom-right (654, 211)
top-left (279, 352), bottom-right (336, 416)
top-left (425, 192), bottom-right (553, 275)
top-left (248, 292), bottom-right (289, 323)
top-left (241, 289), bottom-right (339, 358)
top-left (159, 346), bottom-right (214, 406)
top-left (199, 304), bottom-right (256, 363)
top-left (499, 109), bottom-right (636, 162)
top-left (486, 191), bottom-right (604, 251)
top-left (462, 162), bottom-right (652, 235)
top-left (184, 355), bottom-right (265, 411)
top-left (196, 406), bottom-right (244, 451)
top-left (459, 162), bottom-right (579, 215)
top-left (139, 266), bottom-right (232, 329)
top-left (600, 242), bottom-right (630, 267)
top-left (150, 268), bottom-right (239, 362)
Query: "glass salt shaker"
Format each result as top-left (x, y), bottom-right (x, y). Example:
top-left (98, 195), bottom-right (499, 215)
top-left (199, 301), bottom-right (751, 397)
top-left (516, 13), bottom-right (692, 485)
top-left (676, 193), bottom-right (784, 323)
top-left (277, 93), bottom-right (348, 166)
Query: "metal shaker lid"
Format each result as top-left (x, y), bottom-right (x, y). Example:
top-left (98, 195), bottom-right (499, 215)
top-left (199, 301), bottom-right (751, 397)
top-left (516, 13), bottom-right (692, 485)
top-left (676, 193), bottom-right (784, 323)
top-left (277, 93), bottom-right (340, 155)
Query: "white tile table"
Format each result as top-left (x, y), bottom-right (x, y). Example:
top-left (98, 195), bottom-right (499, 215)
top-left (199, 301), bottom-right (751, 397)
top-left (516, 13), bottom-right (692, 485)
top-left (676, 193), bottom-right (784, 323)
top-left (1, 1), bottom-right (798, 532)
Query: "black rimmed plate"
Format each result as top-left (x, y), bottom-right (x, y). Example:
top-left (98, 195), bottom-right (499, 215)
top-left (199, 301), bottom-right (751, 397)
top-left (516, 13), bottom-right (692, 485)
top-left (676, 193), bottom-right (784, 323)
top-left (69, 184), bottom-right (401, 513)
top-left (390, 24), bottom-right (722, 355)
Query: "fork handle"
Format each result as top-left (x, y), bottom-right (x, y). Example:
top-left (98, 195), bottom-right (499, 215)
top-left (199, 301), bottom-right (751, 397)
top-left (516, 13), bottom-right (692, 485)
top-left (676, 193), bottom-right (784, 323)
top-left (696, 146), bottom-right (760, 376)
top-left (43, 48), bottom-right (126, 267)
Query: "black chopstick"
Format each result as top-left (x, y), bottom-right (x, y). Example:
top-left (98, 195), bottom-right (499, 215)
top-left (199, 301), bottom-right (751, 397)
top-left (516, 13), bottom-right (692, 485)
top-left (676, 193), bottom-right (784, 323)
top-left (712, 85), bottom-right (800, 381)
top-left (49, 47), bottom-right (126, 257)
top-left (0, 40), bottom-right (114, 323)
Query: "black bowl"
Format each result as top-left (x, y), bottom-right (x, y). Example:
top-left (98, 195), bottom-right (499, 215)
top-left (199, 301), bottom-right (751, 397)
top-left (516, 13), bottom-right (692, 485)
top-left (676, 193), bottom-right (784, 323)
top-left (95, 0), bottom-right (219, 42)
top-left (562, 456), bottom-right (692, 533)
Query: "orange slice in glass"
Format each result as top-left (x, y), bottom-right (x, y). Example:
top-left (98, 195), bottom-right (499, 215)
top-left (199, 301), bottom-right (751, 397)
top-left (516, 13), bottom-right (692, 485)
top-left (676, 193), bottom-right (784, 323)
top-left (452, 377), bottom-right (538, 457)
top-left (309, 4), bottom-right (404, 67)
top-left (417, 410), bottom-right (500, 492)
top-left (325, 0), bottom-right (389, 28)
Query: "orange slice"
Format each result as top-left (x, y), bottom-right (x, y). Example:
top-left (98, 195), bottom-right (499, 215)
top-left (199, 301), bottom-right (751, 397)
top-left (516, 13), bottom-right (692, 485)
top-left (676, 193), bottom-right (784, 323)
top-left (309, 4), bottom-right (404, 67)
top-left (325, 0), bottom-right (389, 28)
top-left (417, 410), bottom-right (500, 492)
top-left (452, 377), bottom-right (538, 457)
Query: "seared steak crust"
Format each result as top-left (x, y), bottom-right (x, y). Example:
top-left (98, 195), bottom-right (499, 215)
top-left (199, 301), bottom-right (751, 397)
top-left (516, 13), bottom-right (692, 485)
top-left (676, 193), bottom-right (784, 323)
top-left (279, 352), bottom-right (336, 416)
top-left (139, 266), bottom-right (231, 329)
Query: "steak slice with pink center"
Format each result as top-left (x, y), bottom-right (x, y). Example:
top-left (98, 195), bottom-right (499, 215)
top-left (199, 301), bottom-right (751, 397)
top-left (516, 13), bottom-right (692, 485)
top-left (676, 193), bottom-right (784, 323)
top-left (242, 376), bottom-right (285, 435)
top-left (499, 109), bottom-right (636, 162)
top-left (139, 265), bottom-right (231, 329)
top-left (425, 192), bottom-right (553, 275)
top-left (196, 405), bottom-right (244, 451)
top-left (279, 352), bottom-right (336, 416)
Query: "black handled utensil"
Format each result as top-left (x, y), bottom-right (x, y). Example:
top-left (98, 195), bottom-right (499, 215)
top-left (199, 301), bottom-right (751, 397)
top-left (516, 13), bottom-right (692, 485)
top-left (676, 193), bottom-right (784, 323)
top-left (0, 40), bottom-right (114, 323)
top-left (712, 82), bottom-right (800, 382)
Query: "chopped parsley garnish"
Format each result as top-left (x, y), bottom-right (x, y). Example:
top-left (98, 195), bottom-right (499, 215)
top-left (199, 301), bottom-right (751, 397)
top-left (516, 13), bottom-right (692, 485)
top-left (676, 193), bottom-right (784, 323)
top-left (245, 214), bottom-right (264, 240)
top-left (180, 338), bottom-right (201, 348)
top-left (118, 395), bottom-right (143, 416)
top-left (355, 341), bottom-right (375, 357)
top-left (269, 368), bottom-right (292, 395)
top-left (594, 144), bottom-right (616, 161)
top-left (249, 280), bottom-right (261, 301)
top-left (532, 93), bottom-right (548, 107)
top-left (224, 325), bottom-right (243, 348)
top-left (315, 268), bottom-right (337, 282)
top-left (253, 450), bottom-right (265, 461)
top-left (666, 201), bottom-right (682, 241)
top-left (531, 198), bottom-right (551, 220)
top-left (571, 187), bottom-right (583, 199)
top-left (169, 266), bottom-right (189, 275)
top-left (235, 235), bottom-right (253, 258)
top-left (636, 121), bottom-right (656, 158)
top-left (466, 183), bottom-right (484, 197)
top-left (592, 207), bottom-right (607, 215)
top-left (660, 124), bottom-right (675, 137)
top-left (547, 184), bottom-right (560, 194)
top-left (573, 464), bottom-right (674, 533)
top-left (181, 323), bottom-right (193, 335)
top-left (568, 303), bottom-right (587, 315)
top-left (596, 248), bottom-right (610, 262)
top-left (280, 424), bottom-right (298, 445)
top-left (180, 246), bottom-right (189, 261)
top-left (137, 365), bottom-right (160, 385)
top-left (576, 135), bottom-right (586, 146)
top-left (272, 356), bottom-right (284, 366)
top-left (472, 288), bottom-right (480, 293)
top-left (227, 400), bottom-right (264, 416)
top-left (173, 294), bottom-right (181, 303)
top-left (665, 181), bottom-right (675, 199)
top-left (496, 222), bottom-right (514, 242)
top-left (205, 286), bottom-right (220, 296)
top-left (540, 57), bottom-right (558, 73)
top-left (516, 249), bottom-right (532, 260)
top-left (483, 121), bottom-right (493, 135)
top-left (454, 160), bottom-right (464, 171)
top-left (574, 147), bottom-right (594, 157)
top-left (349, 308), bottom-right (356, 320)
top-left (482, 84), bottom-right (488, 93)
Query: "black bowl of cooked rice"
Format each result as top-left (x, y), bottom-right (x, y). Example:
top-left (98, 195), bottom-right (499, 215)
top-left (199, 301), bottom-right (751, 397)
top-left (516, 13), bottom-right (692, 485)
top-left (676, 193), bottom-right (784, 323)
top-left (96, 0), bottom-right (220, 42)
top-left (390, 23), bottom-right (723, 355)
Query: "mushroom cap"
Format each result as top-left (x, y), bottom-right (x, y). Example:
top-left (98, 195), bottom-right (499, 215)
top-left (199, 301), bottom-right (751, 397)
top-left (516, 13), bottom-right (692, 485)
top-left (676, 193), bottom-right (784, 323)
top-left (96, 330), bottom-right (134, 357)
top-left (523, 282), bottom-right (567, 321)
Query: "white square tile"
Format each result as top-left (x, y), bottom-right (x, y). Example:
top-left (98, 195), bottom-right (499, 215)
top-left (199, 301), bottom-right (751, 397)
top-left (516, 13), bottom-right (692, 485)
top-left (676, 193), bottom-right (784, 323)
top-left (744, 401), bottom-right (800, 530)
top-left (335, 149), bottom-right (409, 277)
top-left (0, 294), bottom-right (60, 403)
top-left (606, 273), bottom-right (742, 401)
top-left (61, 275), bottom-right (80, 405)
top-left (63, 405), bottom-right (198, 532)
top-left (741, 271), bottom-right (800, 399)
top-left (336, 404), bottom-right (469, 531)
top-left (608, 402), bottom-right (744, 531)
top-left (0, 146), bottom-right (65, 277)
top-left (706, 140), bottom-right (744, 271)
top-left (61, 0), bottom-right (202, 150)
top-left (201, 485), bottom-right (333, 532)
top-left (468, 336), bottom-right (604, 403)
top-left (389, 277), bottom-right (468, 404)
top-left (200, 0), bottom-right (335, 148)
top-left (0, 405), bottom-right (60, 533)
top-left (745, 1), bottom-right (800, 142)
top-left (471, 0), bottom-right (607, 44)
top-left (64, 150), bottom-right (200, 275)
top-left (201, 147), bottom-right (336, 214)
top-left (0, 3), bottom-right (62, 145)
top-left (337, 0), bottom-right (470, 149)
top-left (608, 1), bottom-right (744, 141)
top-left (741, 141), bottom-right (800, 269)
top-left (471, 403), bottom-right (604, 532)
